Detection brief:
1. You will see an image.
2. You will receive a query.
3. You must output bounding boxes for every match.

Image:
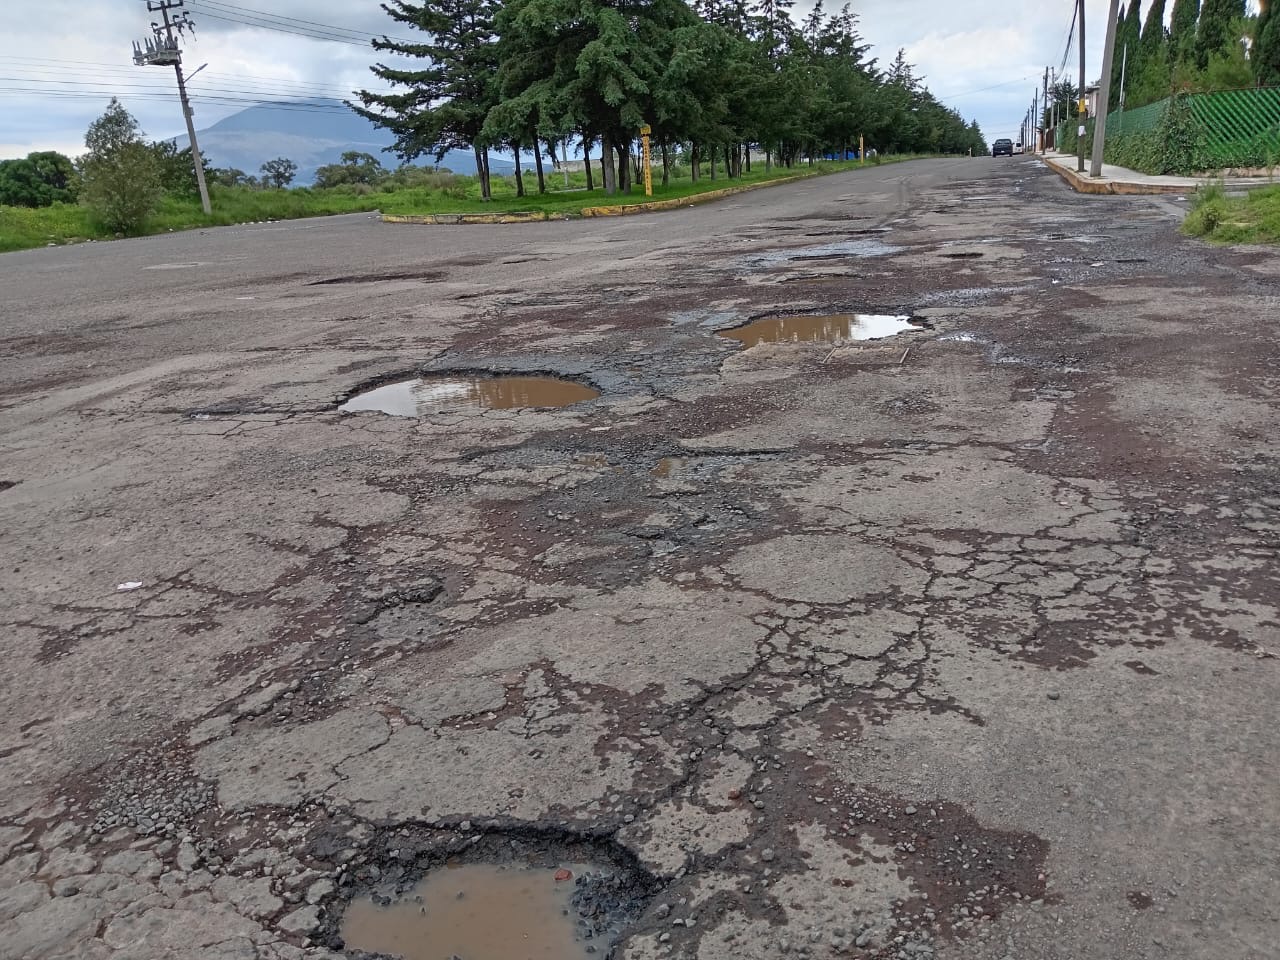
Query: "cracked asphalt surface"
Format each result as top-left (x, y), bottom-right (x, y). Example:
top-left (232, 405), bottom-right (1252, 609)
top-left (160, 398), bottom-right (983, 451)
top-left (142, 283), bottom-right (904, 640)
top-left (2, 156), bottom-right (1278, 960)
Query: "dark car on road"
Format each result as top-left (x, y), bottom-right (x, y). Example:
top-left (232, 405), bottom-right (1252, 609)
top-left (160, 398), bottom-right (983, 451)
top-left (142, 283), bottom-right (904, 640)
top-left (992, 138), bottom-right (1014, 157)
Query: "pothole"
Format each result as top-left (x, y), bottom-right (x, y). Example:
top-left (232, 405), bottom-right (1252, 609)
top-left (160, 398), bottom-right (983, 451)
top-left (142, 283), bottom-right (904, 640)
top-left (340, 375), bottom-right (600, 417)
top-left (327, 827), bottom-right (659, 960)
top-left (309, 271), bottom-right (446, 286)
top-left (652, 457), bottom-right (684, 478)
top-left (342, 863), bottom-right (624, 960)
top-left (718, 313), bottom-right (923, 347)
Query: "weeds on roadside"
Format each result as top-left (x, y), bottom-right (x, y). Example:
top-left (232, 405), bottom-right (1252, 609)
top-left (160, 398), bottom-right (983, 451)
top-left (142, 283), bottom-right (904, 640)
top-left (1183, 180), bottom-right (1280, 244)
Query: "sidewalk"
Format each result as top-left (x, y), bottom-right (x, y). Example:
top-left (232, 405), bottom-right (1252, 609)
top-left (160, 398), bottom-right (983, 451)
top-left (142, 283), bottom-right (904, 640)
top-left (1040, 151), bottom-right (1272, 195)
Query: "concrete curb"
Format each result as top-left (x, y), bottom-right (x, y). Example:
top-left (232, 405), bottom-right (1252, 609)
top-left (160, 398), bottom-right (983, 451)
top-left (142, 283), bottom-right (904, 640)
top-left (1041, 158), bottom-right (1192, 196)
top-left (382, 211), bottom-right (569, 225)
top-left (381, 169), bottom-right (830, 226)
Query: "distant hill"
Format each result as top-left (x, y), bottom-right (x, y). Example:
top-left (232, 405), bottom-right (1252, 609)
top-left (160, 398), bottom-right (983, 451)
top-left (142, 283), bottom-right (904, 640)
top-left (175, 98), bottom-right (514, 183)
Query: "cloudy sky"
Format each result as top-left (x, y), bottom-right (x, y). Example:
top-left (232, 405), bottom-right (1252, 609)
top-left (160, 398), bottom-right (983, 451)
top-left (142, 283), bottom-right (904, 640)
top-left (0, 1), bottom-right (1244, 159)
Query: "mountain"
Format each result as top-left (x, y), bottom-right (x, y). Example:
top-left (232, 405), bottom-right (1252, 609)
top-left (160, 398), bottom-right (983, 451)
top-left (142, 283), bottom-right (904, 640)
top-left (175, 98), bottom-right (514, 183)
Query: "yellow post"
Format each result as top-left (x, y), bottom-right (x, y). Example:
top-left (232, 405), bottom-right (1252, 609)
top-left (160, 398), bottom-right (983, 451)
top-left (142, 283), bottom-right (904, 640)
top-left (859, 134), bottom-right (865, 165)
top-left (640, 123), bottom-right (653, 197)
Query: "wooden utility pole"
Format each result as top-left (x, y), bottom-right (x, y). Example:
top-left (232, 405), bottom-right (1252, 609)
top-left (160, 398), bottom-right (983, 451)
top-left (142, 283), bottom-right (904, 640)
top-left (1077, 0), bottom-right (1087, 173)
top-left (133, 0), bottom-right (211, 215)
top-left (1090, 0), bottom-right (1122, 178)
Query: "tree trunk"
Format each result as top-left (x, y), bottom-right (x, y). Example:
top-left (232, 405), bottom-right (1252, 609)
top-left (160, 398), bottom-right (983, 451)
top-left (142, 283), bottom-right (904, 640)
top-left (661, 142), bottom-right (670, 187)
top-left (602, 139), bottom-right (617, 195)
top-left (534, 142), bottom-right (546, 194)
top-left (691, 143), bottom-right (700, 182)
top-left (744, 144), bottom-right (751, 173)
top-left (475, 146), bottom-right (490, 200)
top-left (765, 148), bottom-right (772, 173)
top-left (584, 138), bottom-right (594, 191)
top-left (710, 148), bottom-right (717, 181)
top-left (513, 142), bottom-right (525, 197)
top-left (618, 144), bottom-right (631, 193)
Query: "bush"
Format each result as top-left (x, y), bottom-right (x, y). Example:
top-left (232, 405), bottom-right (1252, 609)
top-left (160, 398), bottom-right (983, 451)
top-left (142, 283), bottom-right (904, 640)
top-left (78, 100), bottom-right (162, 234)
top-left (0, 152), bottom-right (79, 207)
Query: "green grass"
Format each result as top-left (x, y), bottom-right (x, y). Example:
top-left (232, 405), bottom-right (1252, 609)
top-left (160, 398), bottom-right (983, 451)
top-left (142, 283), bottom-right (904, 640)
top-left (1183, 181), bottom-right (1280, 244)
top-left (0, 154), bottom-right (932, 253)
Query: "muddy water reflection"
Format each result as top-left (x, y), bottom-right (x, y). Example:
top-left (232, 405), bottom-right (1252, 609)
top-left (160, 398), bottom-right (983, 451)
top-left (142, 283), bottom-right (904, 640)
top-left (340, 863), bottom-right (592, 960)
top-left (341, 376), bottom-right (599, 417)
top-left (718, 313), bottom-right (920, 347)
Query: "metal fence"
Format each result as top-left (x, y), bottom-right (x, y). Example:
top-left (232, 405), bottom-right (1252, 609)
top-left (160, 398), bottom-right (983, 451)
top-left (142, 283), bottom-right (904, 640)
top-left (1057, 85), bottom-right (1280, 167)
top-left (1188, 87), bottom-right (1280, 163)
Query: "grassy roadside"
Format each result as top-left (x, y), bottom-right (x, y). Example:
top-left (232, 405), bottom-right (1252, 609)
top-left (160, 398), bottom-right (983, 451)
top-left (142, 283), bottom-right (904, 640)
top-left (1, 155), bottom-right (932, 253)
top-left (1183, 182), bottom-right (1280, 244)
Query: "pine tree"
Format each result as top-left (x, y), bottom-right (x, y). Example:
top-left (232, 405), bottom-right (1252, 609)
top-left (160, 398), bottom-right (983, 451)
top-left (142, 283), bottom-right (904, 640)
top-left (352, 0), bottom-right (500, 199)
top-left (1169, 0), bottom-right (1201, 64)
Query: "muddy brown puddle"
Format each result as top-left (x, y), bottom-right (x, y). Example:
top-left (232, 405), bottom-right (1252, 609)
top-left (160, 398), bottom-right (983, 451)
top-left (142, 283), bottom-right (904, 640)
top-left (341, 863), bottom-right (596, 960)
top-left (341, 375), bottom-right (599, 417)
top-left (719, 313), bottom-right (921, 347)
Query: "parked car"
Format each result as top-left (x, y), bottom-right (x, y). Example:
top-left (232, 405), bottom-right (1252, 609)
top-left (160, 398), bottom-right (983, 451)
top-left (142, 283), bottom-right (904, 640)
top-left (1014, 142), bottom-right (1024, 154)
top-left (992, 139), bottom-right (1013, 157)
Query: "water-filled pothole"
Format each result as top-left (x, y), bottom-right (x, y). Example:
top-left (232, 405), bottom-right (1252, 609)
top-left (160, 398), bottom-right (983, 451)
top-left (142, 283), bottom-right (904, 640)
top-left (340, 862), bottom-right (637, 960)
top-left (718, 313), bottom-right (922, 347)
top-left (341, 375), bottom-right (600, 417)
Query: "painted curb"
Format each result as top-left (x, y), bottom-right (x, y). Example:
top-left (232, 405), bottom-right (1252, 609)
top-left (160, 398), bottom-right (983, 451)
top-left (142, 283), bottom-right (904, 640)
top-left (380, 167), bottom-right (835, 226)
top-left (382, 211), bottom-right (572, 225)
top-left (1041, 159), bottom-right (1190, 196)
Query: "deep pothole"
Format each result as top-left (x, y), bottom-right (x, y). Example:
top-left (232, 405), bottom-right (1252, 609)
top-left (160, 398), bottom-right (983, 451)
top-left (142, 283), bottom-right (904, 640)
top-left (718, 313), bottom-right (924, 347)
top-left (340, 375), bottom-right (600, 417)
top-left (326, 827), bottom-right (658, 960)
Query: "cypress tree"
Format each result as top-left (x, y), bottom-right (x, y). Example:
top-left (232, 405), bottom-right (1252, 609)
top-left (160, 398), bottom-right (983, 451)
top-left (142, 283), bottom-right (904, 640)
top-left (1125, 1), bottom-right (1146, 76)
top-left (1196, 0), bottom-right (1246, 69)
top-left (1111, 4), bottom-right (1130, 110)
top-left (1142, 0), bottom-right (1168, 56)
top-left (1169, 0), bottom-right (1201, 64)
top-left (1256, 4), bottom-right (1280, 85)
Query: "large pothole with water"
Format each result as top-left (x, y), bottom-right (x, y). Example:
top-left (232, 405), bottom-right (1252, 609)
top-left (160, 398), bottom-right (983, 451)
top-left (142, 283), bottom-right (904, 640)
top-left (340, 374), bottom-right (600, 417)
top-left (323, 827), bottom-right (658, 960)
top-left (718, 313), bottom-right (924, 347)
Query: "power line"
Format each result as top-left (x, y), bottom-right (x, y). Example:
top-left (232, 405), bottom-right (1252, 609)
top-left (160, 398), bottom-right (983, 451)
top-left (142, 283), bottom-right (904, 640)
top-left (937, 75), bottom-right (1038, 103)
top-left (1059, 1), bottom-right (1079, 76)
top-left (3, 68), bottom-right (361, 99)
top-left (185, 0), bottom-right (418, 47)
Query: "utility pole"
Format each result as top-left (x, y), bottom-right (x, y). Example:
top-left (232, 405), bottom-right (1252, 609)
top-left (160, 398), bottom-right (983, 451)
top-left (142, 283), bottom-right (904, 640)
top-left (1090, 0), bottom-right (1122, 178)
top-left (1077, 0), bottom-right (1087, 173)
top-left (1032, 90), bottom-right (1039, 152)
top-left (133, 0), bottom-right (211, 215)
top-left (1042, 68), bottom-right (1050, 153)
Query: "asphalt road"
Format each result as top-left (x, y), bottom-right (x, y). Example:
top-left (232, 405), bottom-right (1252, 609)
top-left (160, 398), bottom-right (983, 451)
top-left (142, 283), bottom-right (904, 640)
top-left (1, 157), bottom-right (1278, 960)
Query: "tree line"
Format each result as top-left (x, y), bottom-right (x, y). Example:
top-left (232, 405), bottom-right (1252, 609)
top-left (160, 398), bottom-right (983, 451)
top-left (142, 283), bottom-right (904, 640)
top-left (1107, 0), bottom-right (1277, 113)
top-left (352, 0), bottom-right (987, 198)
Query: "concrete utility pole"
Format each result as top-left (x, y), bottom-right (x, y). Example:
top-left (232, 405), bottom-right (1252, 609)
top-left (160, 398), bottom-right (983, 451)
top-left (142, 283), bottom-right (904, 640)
top-left (133, 0), bottom-right (211, 215)
top-left (1042, 68), bottom-right (1050, 153)
top-left (1090, 0), bottom-right (1122, 178)
top-left (1077, 0), bottom-right (1087, 173)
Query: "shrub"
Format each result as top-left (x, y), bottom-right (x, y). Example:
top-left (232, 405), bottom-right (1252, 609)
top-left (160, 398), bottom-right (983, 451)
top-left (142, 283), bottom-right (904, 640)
top-left (78, 99), bottom-right (161, 234)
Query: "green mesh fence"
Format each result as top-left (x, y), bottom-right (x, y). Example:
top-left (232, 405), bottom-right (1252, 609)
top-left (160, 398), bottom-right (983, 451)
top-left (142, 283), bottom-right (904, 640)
top-left (1188, 88), bottom-right (1280, 164)
top-left (1057, 86), bottom-right (1280, 170)
top-left (1107, 98), bottom-right (1168, 136)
